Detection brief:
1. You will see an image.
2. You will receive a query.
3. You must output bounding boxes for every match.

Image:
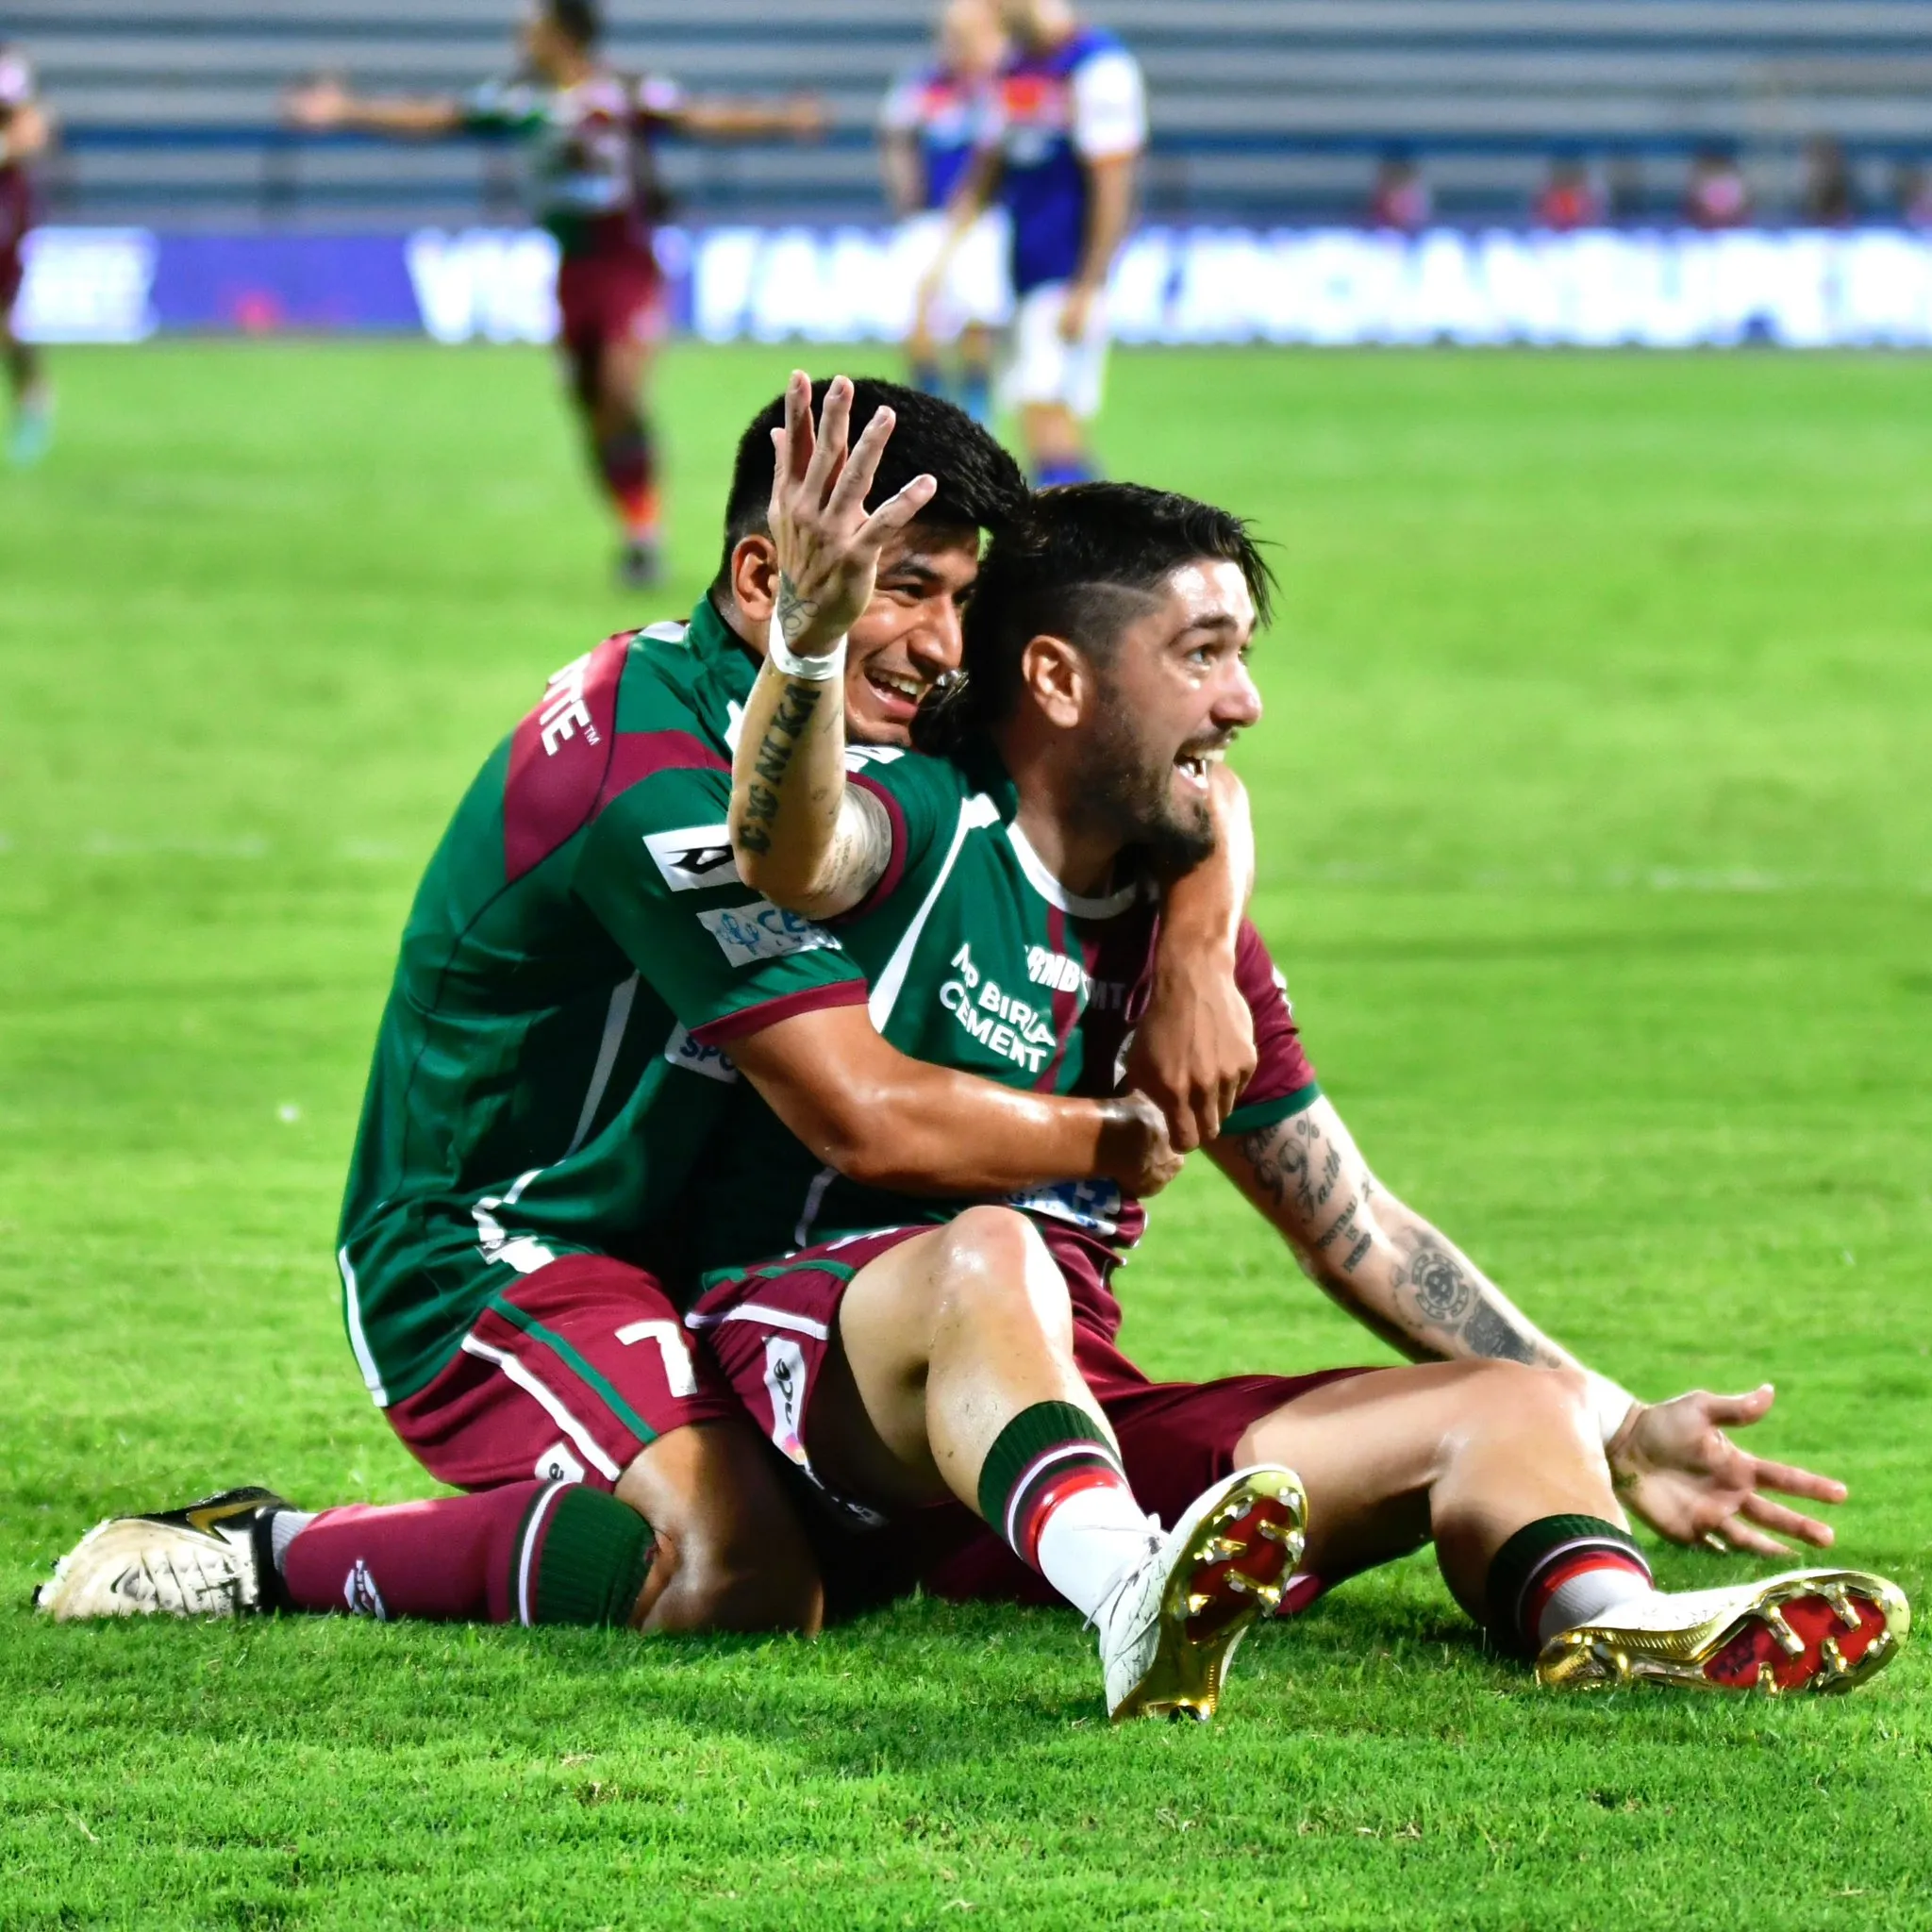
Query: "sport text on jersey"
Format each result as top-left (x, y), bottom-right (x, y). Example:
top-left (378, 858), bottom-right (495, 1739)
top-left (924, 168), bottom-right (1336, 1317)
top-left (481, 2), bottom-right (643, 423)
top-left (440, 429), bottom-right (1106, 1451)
top-left (539, 653), bottom-right (601, 755)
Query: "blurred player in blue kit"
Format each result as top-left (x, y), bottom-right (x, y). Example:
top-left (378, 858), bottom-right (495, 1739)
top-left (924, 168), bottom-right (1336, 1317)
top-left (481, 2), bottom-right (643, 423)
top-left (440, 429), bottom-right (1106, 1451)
top-left (879, 0), bottom-right (1011, 424)
top-left (0, 42), bottom-right (53, 466)
top-left (920, 0), bottom-right (1145, 484)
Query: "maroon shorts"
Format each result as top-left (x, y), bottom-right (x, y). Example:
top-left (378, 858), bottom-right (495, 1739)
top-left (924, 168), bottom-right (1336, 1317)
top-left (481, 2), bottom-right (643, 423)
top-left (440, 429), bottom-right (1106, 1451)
top-left (686, 1223), bottom-right (1372, 1607)
top-left (0, 170), bottom-right (28, 311)
top-left (388, 1254), bottom-right (738, 1494)
top-left (556, 243), bottom-right (664, 359)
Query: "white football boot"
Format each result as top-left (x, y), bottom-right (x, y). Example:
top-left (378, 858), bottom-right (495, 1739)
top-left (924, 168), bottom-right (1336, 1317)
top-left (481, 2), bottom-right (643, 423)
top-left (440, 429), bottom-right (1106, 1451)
top-left (1537, 1567), bottom-right (1909, 1695)
top-left (1096, 1464), bottom-right (1307, 1723)
top-left (35, 1488), bottom-right (290, 1620)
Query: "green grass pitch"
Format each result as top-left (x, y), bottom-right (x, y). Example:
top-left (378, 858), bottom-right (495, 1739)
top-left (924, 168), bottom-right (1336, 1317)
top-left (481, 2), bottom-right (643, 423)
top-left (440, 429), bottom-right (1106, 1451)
top-left (2, 341), bottom-right (1929, 1928)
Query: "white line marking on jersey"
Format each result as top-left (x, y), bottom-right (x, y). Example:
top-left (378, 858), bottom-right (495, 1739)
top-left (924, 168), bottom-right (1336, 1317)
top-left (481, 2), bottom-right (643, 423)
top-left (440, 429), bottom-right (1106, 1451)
top-left (564, 974), bottom-right (639, 1156)
top-left (336, 1245), bottom-right (391, 1408)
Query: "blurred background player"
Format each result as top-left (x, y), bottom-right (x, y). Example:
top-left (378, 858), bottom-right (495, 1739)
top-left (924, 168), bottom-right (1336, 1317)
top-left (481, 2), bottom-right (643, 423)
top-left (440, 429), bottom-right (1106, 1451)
top-left (923, 0), bottom-right (1145, 485)
top-left (286, 0), bottom-right (822, 588)
top-left (0, 42), bottom-right (53, 467)
top-left (879, 0), bottom-right (1009, 425)
top-left (1366, 149), bottom-right (1432, 233)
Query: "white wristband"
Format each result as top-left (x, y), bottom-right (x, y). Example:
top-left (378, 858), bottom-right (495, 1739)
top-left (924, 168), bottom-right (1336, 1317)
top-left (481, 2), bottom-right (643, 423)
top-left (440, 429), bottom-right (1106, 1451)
top-left (1585, 1369), bottom-right (1639, 1448)
top-left (766, 613), bottom-right (847, 683)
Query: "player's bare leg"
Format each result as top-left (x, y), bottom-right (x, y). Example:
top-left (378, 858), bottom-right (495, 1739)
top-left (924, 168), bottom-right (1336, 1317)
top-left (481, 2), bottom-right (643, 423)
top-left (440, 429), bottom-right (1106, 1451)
top-left (1237, 1360), bottom-right (1907, 1694)
top-left (4, 319), bottom-right (49, 467)
top-left (1021, 399), bottom-right (1089, 487)
top-left (810, 1207), bottom-right (1306, 1720)
top-left (957, 321), bottom-right (994, 425)
top-left (613, 1421), bottom-right (823, 1634)
top-left (570, 327), bottom-right (661, 588)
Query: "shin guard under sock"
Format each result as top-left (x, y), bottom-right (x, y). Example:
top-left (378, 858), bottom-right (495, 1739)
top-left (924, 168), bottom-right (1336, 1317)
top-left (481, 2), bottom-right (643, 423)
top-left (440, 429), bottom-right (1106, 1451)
top-left (278, 1482), bottom-right (653, 1627)
top-left (1485, 1512), bottom-right (1654, 1657)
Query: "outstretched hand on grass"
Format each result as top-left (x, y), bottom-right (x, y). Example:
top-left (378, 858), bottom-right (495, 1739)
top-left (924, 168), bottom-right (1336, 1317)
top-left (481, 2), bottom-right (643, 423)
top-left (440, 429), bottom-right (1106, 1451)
top-left (1608, 1382), bottom-right (1848, 1557)
top-left (767, 370), bottom-right (936, 662)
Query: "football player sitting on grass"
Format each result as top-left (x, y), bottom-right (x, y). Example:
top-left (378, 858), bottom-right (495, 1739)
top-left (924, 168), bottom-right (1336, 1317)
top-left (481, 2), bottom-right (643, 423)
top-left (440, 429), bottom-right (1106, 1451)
top-left (686, 374), bottom-right (1909, 1710)
top-left (38, 377), bottom-right (1908, 1719)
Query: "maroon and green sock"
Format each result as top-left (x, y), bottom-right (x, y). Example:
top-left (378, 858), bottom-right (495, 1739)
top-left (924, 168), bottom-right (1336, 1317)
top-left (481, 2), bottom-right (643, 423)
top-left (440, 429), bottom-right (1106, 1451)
top-left (276, 1481), bottom-right (653, 1627)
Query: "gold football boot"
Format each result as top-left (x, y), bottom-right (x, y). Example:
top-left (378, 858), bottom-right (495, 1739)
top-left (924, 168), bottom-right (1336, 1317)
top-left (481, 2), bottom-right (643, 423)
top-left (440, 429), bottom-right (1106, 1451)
top-left (1537, 1567), bottom-right (1909, 1695)
top-left (1100, 1464), bottom-right (1307, 1723)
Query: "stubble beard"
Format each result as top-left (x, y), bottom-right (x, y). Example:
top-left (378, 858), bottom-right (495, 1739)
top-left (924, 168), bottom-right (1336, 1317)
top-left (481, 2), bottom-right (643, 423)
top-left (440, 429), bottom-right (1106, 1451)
top-left (1073, 706), bottom-right (1218, 874)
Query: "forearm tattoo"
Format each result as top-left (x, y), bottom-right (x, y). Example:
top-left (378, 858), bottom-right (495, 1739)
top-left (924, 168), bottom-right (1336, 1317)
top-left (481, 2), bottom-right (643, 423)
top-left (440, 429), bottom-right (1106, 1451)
top-left (1236, 1106), bottom-right (1561, 1367)
top-left (737, 675), bottom-right (822, 858)
top-left (1391, 1228), bottom-right (1556, 1367)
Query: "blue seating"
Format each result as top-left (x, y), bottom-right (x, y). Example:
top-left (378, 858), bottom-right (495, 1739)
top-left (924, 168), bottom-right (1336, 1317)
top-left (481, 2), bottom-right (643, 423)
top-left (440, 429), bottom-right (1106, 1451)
top-left (11, 0), bottom-right (1932, 225)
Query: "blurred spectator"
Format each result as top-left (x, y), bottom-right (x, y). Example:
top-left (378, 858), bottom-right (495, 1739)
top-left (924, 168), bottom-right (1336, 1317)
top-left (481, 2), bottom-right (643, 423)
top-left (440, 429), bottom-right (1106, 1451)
top-left (1367, 151), bottom-right (1431, 233)
top-left (1800, 136), bottom-right (1857, 226)
top-left (1684, 147), bottom-right (1750, 229)
top-left (1607, 152), bottom-right (1646, 225)
top-left (1893, 160), bottom-right (1932, 230)
top-left (1534, 154), bottom-right (1603, 231)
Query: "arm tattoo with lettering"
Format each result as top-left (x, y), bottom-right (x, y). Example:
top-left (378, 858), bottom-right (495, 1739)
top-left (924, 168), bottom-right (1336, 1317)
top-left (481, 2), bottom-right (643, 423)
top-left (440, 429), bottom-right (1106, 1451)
top-left (736, 677), bottom-right (822, 857)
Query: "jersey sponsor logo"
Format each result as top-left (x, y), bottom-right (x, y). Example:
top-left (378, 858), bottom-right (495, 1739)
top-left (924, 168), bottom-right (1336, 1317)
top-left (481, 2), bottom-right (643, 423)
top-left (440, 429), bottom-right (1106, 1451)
top-left (662, 1023), bottom-right (741, 1083)
top-left (698, 899), bottom-right (841, 967)
top-left (843, 744), bottom-right (906, 769)
top-left (341, 1559), bottom-right (389, 1621)
top-left (535, 1441), bottom-right (587, 1484)
top-left (762, 1338), bottom-right (810, 1466)
top-left (1005, 1176), bottom-right (1124, 1237)
top-left (1025, 943), bottom-right (1090, 997)
top-left (643, 823), bottom-right (741, 892)
top-left (538, 651), bottom-right (602, 755)
top-left (941, 942), bottom-right (1058, 1074)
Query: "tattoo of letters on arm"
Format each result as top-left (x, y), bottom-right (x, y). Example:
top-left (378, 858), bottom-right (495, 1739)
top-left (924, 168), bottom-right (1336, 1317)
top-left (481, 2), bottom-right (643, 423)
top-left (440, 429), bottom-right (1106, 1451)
top-left (737, 678), bottom-right (822, 858)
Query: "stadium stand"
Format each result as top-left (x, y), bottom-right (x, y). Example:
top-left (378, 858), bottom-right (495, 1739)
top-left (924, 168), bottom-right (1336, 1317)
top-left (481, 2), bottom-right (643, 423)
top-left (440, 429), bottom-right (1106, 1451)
top-left (10, 0), bottom-right (1932, 227)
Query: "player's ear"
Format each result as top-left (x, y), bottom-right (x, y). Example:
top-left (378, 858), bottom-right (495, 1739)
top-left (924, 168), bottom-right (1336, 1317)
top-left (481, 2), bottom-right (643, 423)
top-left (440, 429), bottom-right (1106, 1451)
top-left (729, 533), bottom-right (780, 625)
top-left (1018, 633), bottom-right (1086, 731)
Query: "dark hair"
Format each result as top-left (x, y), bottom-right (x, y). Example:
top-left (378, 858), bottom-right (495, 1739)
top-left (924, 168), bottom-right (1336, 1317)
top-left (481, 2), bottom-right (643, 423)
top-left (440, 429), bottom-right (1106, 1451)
top-left (546, 0), bottom-right (602, 49)
top-left (913, 482), bottom-right (1274, 755)
top-left (714, 377), bottom-right (1030, 586)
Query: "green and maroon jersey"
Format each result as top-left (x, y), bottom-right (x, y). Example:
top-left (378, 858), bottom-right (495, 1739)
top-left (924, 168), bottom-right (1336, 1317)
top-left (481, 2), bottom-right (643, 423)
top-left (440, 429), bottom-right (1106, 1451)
top-left (460, 69), bottom-right (682, 255)
top-left (688, 741), bottom-right (1320, 1279)
top-left (337, 598), bottom-right (875, 1407)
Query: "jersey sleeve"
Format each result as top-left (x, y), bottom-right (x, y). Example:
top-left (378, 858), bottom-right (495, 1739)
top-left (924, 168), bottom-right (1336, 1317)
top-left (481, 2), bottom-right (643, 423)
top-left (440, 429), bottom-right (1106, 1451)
top-left (878, 69), bottom-right (924, 135)
top-left (1070, 47), bottom-right (1146, 161)
top-left (575, 764), bottom-right (869, 1048)
top-left (459, 78), bottom-right (543, 137)
top-left (1220, 920), bottom-right (1321, 1138)
top-left (634, 73), bottom-right (685, 124)
top-left (834, 747), bottom-right (974, 924)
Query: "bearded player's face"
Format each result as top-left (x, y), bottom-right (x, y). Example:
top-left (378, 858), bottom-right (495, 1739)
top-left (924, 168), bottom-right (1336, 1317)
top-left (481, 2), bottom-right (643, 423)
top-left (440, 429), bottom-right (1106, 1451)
top-left (842, 525), bottom-right (981, 748)
top-left (1072, 559), bottom-right (1263, 867)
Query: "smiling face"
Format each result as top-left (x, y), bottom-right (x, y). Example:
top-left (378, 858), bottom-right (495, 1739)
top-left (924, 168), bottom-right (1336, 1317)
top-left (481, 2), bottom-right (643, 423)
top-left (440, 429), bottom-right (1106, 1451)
top-left (1064, 558), bottom-right (1263, 866)
top-left (842, 526), bottom-right (983, 743)
top-left (727, 522), bottom-right (982, 748)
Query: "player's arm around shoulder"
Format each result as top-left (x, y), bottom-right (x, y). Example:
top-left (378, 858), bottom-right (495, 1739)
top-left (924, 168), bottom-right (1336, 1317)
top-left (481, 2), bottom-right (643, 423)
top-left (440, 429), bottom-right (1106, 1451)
top-left (728, 372), bottom-right (935, 920)
top-left (1129, 761), bottom-right (1257, 1151)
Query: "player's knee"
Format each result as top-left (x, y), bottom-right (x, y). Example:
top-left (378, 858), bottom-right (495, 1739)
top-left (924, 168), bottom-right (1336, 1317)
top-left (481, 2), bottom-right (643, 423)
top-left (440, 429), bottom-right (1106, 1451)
top-left (658, 1513), bottom-right (822, 1636)
top-left (1467, 1358), bottom-right (1592, 1436)
top-left (931, 1206), bottom-right (1072, 1349)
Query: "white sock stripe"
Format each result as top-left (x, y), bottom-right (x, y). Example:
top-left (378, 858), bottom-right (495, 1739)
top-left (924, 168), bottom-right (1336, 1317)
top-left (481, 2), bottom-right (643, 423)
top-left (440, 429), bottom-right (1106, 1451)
top-left (515, 1481), bottom-right (571, 1627)
top-left (1515, 1535), bottom-right (1653, 1628)
top-left (1002, 1441), bottom-right (1122, 1550)
top-left (458, 1334), bottom-right (623, 1481)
